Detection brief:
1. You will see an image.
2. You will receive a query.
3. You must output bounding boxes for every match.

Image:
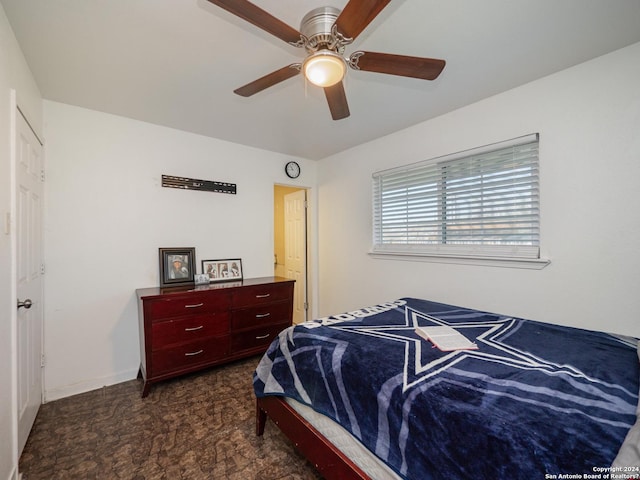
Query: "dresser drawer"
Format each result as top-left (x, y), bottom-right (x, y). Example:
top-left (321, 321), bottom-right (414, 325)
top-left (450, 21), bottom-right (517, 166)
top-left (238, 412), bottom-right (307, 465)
top-left (151, 312), bottom-right (230, 349)
top-left (231, 283), bottom-right (293, 308)
top-left (231, 323), bottom-right (289, 353)
top-left (152, 336), bottom-right (230, 374)
top-left (231, 300), bottom-right (291, 331)
top-left (145, 292), bottom-right (230, 320)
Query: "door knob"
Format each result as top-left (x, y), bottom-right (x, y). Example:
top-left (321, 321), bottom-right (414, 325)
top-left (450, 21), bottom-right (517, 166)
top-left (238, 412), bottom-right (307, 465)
top-left (17, 298), bottom-right (32, 309)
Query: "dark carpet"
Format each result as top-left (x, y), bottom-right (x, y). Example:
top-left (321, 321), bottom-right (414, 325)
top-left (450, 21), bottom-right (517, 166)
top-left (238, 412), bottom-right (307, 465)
top-left (19, 356), bottom-right (322, 479)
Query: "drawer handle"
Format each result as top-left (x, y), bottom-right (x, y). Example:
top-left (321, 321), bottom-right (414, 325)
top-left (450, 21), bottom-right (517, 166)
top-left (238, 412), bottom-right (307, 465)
top-left (255, 313), bottom-right (271, 318)
top-left (184, 303), bottom-right (204, 308)
top-left (184, 325), bottom-right (204, 332)
top-left (185, 349), bottom-right (204, 356)
top-left (255, 294), bottom-right (270, 298)
top-left (255, 334), bottom-right (270, 340)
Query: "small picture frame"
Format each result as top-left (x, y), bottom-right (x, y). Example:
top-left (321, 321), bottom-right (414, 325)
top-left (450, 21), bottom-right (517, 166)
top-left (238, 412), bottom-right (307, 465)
top-left (202, 258), bottom-right (243, 283)
top-left (159, 247), bottom-right (196, 287)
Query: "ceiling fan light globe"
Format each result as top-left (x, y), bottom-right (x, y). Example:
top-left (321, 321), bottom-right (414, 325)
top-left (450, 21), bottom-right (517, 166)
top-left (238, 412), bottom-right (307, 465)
top-left (303, 52), bottom-right (346, 88)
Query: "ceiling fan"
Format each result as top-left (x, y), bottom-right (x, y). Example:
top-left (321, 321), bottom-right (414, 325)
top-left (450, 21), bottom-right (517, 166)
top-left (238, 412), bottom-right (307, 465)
top-left (206, 0), bottom-right (446, 120)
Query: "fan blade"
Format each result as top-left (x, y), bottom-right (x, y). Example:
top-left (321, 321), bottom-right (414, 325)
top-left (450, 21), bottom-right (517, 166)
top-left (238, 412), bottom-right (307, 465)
top-left (334, 0), bottom-right (391, 40)
top-left (207, 0), bottom-right (302, 45)
top-left (350, 51), bottom-right (445, 80)
top-left (324, 82), bottom-right (350, 120)
top-left (234, 64), bottom-right (301, 97)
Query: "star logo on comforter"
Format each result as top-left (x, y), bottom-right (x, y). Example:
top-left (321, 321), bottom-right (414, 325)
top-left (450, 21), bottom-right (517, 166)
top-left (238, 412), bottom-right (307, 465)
top-left (333, 306), bottom-right (600, 392)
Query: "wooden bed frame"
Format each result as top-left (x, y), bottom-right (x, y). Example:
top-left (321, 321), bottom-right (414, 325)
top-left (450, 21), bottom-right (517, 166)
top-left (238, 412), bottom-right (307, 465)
top-left (256, 396), bottom-right (371, 479)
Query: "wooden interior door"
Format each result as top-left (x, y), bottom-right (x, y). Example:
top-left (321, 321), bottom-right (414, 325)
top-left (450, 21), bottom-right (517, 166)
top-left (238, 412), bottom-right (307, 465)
top-left (15, 108), bottom-right (44, 455)
top-left (284, 189), bottom-right (307, 324)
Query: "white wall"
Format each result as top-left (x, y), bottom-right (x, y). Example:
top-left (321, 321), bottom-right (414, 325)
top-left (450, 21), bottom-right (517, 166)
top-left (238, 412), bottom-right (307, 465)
top-left (0, 4), bottom-right (42, 479)
top-left (317, 42), bottom-right (640, 338)
top-left (42, 101), bottom-right (316, 400)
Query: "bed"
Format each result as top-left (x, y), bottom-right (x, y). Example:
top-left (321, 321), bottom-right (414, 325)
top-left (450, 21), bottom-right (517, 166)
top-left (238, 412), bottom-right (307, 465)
top-left (253, 297), bottom-right (640, 480)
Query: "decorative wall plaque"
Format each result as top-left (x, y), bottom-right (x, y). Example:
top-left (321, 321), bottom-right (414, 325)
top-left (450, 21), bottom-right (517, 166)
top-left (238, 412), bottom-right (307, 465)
top-left (162, 175), bottom-right (236, 194)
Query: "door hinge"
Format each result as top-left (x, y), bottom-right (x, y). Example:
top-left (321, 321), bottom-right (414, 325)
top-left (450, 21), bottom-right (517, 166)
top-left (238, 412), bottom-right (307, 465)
top-left (41, 354), bottom-right (45, 368)
top-left (304, 302), bottom-right (309, 311)
top-left (41, 169), bottom-right (45, 182)
top-left (40, 263), bottom-right (45, 274)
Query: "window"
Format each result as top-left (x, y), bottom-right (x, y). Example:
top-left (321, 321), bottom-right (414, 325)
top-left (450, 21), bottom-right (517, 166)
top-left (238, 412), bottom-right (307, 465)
top-left (372, 134), bottom-right (540, 261)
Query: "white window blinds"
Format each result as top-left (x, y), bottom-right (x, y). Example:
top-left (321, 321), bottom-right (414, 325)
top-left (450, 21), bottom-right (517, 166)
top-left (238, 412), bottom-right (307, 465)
top-left (372, 134), bottom-right (540, 259)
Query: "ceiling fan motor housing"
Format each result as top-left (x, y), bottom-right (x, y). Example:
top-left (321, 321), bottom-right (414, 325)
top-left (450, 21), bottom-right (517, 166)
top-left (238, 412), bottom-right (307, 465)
top-left (300, 6), bottom-right (342, 53)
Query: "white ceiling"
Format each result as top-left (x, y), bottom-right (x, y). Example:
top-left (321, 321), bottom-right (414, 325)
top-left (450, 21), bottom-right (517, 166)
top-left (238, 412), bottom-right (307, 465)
top-left (3, 0), bottom-right (640, 160)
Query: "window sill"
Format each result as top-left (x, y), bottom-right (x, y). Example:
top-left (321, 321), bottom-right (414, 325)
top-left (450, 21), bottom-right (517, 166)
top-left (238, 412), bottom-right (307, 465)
top-left (368, 251), bottom-right (550, 270)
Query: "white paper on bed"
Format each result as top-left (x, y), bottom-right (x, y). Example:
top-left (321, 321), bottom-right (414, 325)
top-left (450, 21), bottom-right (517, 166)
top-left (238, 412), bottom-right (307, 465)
top-left (415, 325), bottom-right (478, 351)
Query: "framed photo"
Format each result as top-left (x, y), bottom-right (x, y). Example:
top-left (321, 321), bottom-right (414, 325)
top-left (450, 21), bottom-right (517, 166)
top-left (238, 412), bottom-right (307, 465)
top-left (202, 258), bottom-right (243, 283)
top-left (159, 247), bottom-right (196, 287)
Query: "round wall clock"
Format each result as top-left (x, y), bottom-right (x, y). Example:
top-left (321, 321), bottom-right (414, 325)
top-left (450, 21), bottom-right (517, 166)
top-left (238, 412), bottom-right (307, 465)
top-left (285, 161), bottom-right (301, 179)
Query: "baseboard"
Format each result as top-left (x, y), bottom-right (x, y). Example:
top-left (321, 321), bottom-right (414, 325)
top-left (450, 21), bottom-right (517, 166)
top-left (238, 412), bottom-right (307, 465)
top-left (44, 368), bottom-right (139, 402)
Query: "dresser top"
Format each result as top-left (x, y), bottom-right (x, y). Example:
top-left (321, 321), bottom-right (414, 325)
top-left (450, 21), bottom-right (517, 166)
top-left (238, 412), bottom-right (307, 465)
top-left (137, 276), bottom-right (294, 300)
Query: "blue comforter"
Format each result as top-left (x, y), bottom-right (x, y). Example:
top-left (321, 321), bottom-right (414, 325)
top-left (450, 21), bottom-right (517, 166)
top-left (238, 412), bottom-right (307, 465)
top-left (253, 298), bottom-right (639, 479)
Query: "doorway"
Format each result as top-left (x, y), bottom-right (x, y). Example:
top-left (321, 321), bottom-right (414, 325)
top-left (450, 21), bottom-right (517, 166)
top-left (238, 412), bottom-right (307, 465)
top-left (274, 185), bottom-right (308, 324)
